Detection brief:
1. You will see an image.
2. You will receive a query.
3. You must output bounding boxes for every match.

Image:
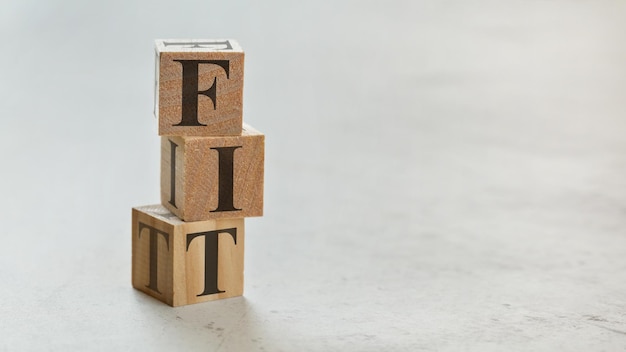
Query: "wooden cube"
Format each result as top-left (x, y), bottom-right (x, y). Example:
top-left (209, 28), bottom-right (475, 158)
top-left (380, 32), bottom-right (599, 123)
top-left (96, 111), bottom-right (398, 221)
top-left (131, 204), bottom-right (244, 307)
top-left (161, 123), bottom-right (264, 222)
top-left (155, 39), bottom-right (244, 136)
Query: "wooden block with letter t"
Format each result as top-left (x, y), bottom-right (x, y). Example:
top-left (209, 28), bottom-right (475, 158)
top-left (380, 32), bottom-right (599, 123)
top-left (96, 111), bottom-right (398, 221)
top-left (131, 204), bottom-right (245, 307)
top-left (155, 39), bottom-right (244, 136)
top-left (161, 123), bottom-right (264, 222)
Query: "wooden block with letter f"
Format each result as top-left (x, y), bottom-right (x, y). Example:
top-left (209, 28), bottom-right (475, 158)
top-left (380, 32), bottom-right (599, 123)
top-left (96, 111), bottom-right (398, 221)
top-left (161, 123), bottom-right (264, 222)
top-left (155, 39), bottom-right (244, 136)
top-left (132, 205), bottom-right (244, 307)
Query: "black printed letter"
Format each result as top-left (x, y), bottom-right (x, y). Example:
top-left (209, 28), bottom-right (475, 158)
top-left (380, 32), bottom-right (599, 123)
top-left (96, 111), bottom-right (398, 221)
top-left (138, 222), bottom-right (170, 293)
top-left (186, 228), bottom-right (237, 296)
top-left (168, 139), bottom-right (178, 208)
top-left (173, 60), bottom-right (230, 126)
top-left (210, 146), bottom-right (242, 212)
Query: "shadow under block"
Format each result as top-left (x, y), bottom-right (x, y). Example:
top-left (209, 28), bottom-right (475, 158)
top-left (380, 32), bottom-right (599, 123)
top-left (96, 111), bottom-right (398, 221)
top-left (132, 205), bottom-right (245, 307)
top-left (155, 39), bottom-right (244, 136)
top-left (161, 124), bottom-right (264, 222)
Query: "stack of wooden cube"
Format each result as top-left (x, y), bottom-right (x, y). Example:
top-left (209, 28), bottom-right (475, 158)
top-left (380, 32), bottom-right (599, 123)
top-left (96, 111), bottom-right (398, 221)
top-left (131, 39), bottom-right (264, 307)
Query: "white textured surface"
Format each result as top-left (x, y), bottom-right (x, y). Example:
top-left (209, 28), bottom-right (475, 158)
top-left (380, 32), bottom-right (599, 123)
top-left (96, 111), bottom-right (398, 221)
top-left (1, 1), bottom-right (626, 350)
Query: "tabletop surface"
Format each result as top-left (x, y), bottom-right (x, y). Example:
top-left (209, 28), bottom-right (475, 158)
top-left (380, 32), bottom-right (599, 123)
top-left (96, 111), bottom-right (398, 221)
top-left (1, 1), bottom-right (625, 350)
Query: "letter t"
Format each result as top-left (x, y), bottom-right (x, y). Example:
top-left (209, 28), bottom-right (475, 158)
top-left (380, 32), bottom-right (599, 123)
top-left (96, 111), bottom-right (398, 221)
top-left (138, 222), bottom-right (170, 294)
top-left (186, 228), bottom-right (237, 296)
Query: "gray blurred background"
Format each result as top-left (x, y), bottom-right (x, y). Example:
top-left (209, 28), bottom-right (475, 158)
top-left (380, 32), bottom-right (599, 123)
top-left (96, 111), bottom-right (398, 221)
top-left (1, 0), bottom-right (626, 350)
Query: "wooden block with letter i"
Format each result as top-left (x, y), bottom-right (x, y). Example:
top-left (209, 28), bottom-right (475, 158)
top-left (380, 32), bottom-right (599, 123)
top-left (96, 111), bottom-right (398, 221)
top-left (131, 204), bottom-right (244, 307)
top-left (161, 123), bottom-right (264, 222)
top-left (155, 39), bottom-right (244, 136)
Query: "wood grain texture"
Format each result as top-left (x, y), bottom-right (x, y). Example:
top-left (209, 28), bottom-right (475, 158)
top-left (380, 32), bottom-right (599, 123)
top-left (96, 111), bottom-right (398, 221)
top-left (155, 39), bottom-right (244, 136)
top-left (132, 204), bottom-right (244, 307)
top-left (161, 123), bottom-right (264, 222)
